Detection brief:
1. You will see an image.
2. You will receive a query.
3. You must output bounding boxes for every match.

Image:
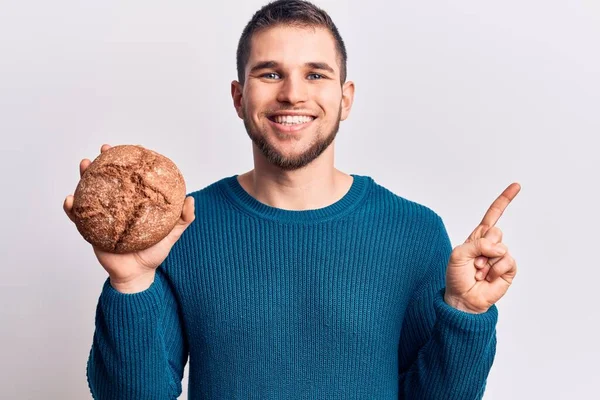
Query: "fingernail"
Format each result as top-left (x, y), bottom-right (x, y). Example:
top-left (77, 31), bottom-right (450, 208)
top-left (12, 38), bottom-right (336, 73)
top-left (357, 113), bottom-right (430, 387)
top-left (475, 258), bottom-right (485, 267)
top-left (476, 271), bottom-right (483, 280)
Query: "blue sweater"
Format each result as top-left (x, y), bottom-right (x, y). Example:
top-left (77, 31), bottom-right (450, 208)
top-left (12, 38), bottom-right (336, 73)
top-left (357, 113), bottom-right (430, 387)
top-left (86, 174), bottom-right (498, 399)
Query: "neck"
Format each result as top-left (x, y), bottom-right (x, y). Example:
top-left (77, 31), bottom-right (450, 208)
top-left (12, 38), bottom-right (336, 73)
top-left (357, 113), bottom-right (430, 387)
top-left (237, 144), bottom-right (353, 211)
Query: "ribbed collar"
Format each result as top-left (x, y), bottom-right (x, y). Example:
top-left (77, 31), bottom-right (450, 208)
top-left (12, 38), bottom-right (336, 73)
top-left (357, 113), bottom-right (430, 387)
top-left (219, 174), bottom-right (372, 224)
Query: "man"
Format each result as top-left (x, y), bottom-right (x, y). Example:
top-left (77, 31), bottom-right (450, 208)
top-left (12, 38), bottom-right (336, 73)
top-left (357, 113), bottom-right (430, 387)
top-left (64, 0), bottom-right (520, 398)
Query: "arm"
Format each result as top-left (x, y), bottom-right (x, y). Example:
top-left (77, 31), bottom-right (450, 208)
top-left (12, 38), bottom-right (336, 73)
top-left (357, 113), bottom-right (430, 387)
top-left (86, 266), bottom-right (188, 400)
top-left (398, 216), bottom-right (498, 399)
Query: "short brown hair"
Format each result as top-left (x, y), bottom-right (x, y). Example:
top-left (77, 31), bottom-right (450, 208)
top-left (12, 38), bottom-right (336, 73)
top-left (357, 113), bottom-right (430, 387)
top-left (236, 0), bottom-right (348, 86)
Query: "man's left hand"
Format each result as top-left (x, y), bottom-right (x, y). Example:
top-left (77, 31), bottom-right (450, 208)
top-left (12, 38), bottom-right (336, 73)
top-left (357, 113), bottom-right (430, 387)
top-left (444, 183), bottom-right (521, 314)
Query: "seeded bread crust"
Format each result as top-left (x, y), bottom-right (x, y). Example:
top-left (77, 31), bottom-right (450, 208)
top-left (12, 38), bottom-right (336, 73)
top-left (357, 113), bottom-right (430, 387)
top-left (72, 145), bottom-right (186, 253)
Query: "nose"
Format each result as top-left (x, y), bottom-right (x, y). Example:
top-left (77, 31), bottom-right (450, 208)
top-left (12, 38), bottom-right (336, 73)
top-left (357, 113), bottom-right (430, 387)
top-left (276, 75), bottom-right (308, 105)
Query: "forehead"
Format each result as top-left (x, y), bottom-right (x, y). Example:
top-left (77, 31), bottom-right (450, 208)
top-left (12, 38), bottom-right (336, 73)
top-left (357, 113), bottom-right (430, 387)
top-left (248, 25), bottom-right (338, 71)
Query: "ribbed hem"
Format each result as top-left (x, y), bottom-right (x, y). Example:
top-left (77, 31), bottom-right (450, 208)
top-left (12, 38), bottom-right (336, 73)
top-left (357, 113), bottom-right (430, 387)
top-left (434, 288), bottom-right (498, 332)
top-left (99, 274), bottom-right (163, 318)
top-left (218, 174), bottom-right (372, 224)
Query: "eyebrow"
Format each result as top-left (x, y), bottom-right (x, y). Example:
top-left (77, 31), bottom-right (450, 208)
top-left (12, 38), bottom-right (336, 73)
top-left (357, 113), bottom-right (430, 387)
top-left (249, 60), bottom-right (336, 75)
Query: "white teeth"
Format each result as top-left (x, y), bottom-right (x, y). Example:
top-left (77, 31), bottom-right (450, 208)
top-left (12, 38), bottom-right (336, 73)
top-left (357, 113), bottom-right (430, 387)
top-left (273, 115), bottom-right (314, 125)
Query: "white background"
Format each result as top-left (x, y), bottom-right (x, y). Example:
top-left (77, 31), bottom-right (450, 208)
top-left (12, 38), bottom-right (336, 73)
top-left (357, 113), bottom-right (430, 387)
top-left (1, 1), bottom-right (598, 398)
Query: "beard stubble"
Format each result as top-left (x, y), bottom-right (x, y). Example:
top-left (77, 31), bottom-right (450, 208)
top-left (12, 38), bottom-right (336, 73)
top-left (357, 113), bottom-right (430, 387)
top-left (242, 106), bottom-right (342, 171)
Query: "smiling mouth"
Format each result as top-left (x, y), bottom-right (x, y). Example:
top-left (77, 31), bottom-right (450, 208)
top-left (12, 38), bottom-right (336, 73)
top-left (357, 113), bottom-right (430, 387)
top-left (266, 115), bottom-right (317, 133)
top-left (267, 115), bottom-right (317, 126)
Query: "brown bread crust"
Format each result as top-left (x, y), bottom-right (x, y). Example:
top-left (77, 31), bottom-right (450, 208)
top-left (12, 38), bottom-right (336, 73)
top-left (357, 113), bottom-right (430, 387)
top-left (72, 145), bottom-right (186, 253)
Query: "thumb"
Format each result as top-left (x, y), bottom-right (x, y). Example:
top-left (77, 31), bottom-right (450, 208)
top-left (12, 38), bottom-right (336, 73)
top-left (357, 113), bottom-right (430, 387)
top-left (165, 196), bottom-right (195, 245)
top-left (456, 237), bottom-right (507, 262)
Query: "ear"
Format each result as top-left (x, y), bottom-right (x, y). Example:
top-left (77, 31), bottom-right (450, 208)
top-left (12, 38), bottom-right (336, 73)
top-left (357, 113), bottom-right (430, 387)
top-left (231, 80), bottom-right (244, 119)
top-left (340, 80), bottom-right (355, 121)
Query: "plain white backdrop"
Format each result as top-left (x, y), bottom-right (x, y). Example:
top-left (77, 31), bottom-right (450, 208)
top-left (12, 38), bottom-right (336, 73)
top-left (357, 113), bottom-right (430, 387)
top-left (1, 0), bottom-right (598, 398)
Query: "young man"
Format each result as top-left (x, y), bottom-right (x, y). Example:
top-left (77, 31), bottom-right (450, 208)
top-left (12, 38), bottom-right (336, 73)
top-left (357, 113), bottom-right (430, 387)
top-left (64, 0), bottom-right (520, 398)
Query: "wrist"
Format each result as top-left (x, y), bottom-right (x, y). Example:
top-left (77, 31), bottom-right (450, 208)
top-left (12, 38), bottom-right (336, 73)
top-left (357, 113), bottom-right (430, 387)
top-left (444, 293), bottom-right (487, 314)
top-left (110, 271), bottom-right (156, 294)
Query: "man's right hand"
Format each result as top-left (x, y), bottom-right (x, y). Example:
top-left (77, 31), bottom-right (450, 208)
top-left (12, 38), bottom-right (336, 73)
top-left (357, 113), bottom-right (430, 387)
top-left (63, 144), bottom-right (196, 293)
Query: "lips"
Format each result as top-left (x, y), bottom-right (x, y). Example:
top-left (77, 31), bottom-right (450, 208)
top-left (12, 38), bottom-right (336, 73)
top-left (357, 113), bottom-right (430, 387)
top-left (266, 114), bottom-right (317, 133)
top-left (267, 116), bottom-right (316, 133)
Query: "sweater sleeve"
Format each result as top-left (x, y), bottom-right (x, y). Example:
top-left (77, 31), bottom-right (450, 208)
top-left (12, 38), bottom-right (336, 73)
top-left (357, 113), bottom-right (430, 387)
top-left (86, 266), bottom-right (188, 400)
top-left (398, 215), bottom-right (498, 399)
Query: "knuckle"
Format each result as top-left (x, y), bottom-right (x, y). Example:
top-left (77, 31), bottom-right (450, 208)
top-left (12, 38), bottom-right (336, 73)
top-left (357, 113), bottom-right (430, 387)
top-left (450, 245), bottom-right (463, 259)
top-left (490, 226), bottom-right (502, 237)
top-left (484, 226), bottom-right (503, 243)
top-left (478, 237), bottom-right (490, 247)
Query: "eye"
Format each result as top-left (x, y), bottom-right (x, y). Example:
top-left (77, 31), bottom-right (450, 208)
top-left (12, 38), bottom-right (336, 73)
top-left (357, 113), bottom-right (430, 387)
top-left (261, 72), bottom-right (280, 80)
top-left (308, 73), bottom-right (324, 80)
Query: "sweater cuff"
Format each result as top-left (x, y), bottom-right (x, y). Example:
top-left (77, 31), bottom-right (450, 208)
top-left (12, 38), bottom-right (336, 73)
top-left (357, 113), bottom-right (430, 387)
top-left (99, 273), bottom-right (164, 319)
top-left (434, 288), bottom-right (498, 332)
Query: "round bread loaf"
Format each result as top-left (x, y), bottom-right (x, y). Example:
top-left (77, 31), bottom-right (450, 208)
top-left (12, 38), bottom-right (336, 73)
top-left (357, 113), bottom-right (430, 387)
top-left (71, 145), bottom-right (186, 253)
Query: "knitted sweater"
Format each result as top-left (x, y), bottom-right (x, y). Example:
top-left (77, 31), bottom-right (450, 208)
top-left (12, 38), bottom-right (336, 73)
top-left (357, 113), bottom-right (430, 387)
top-left (86, 174), bottom-right (498, 399)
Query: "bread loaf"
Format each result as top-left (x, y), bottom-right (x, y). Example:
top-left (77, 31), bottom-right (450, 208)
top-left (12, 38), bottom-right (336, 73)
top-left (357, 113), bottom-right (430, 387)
top-left (71, 145), bottom-right (186, 253)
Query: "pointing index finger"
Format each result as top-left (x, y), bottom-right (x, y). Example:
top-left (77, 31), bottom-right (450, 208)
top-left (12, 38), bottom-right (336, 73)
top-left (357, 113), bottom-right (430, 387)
top-left (479, 182), bottom-right (521, 229)
top-left (467, 182), bottom-right (521, 242)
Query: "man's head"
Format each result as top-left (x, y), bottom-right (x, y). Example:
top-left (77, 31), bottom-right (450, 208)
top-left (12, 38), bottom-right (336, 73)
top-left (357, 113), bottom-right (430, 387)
top-left (236, 0), bottom-right (348, 87)
top-left (231, 0), bottom-right (355, 171)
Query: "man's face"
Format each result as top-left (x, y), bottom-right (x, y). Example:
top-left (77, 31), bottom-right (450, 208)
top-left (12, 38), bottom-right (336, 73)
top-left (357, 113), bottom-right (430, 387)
top-left (232, 25), bottom-right (354, 171)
